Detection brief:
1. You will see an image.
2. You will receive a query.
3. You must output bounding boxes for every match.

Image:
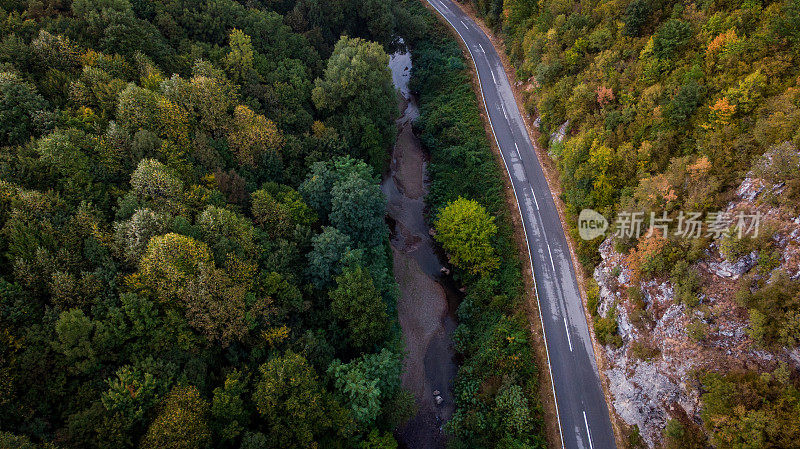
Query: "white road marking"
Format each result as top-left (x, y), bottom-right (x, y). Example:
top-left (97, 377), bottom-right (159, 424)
top-left (490, 66), bottom-right (496, 83)
top-left (547, 244), bottom-right (556, 272)
top-left (584, 411), bottom-right (594, 449)
top-left (530, 186), bottom-right (540, 210)
top-left (514, 142), bottom-right (521, 159)
top-left (478, 44), bottom-right (485, 53)
top-left (460, 19), bottom-right (468, 28)
top-left (564, 317), bottom-right (573, 352)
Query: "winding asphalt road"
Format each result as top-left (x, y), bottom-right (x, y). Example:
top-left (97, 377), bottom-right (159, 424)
top-left (423, 1), bottom-right (617, 448)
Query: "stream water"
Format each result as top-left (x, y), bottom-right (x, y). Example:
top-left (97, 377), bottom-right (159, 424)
top-left (385, 49), bottom-right (460, 449)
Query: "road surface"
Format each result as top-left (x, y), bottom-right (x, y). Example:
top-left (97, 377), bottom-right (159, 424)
top-left (423, 1), bottom-right (617, 448)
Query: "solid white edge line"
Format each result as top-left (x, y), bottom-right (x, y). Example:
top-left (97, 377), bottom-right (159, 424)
top-left (564, 316), bottom-right (573, 352)
top-left (423, 1), bottom-right (566, 448)
top-left (584, 410), bottom-right (595, 449)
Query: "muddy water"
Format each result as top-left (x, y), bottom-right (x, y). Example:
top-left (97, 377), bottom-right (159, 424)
top-left (386, 50), bottom-right (459, 449)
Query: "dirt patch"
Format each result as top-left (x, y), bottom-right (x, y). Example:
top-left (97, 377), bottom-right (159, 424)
top-left (393, 126), bottom-right (427, 200)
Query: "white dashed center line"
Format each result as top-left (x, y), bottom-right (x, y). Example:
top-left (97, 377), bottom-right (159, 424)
top-left (529, 186), bottom-right (539, 211)
top-left (584, 411), bottom-right (594, 449)
top-left (564, 317), bottom-right (573, 352)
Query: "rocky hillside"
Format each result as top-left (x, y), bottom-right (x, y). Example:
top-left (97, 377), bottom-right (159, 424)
top-left (462, 0), bottom-right (800, 445)
top-left (592, 146), bottom-right (800, 446)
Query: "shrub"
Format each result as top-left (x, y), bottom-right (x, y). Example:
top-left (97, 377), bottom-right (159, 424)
top-left (595, 305), bottom-right (622, 348)
top-left (629, 340), bottom-right (660, 360)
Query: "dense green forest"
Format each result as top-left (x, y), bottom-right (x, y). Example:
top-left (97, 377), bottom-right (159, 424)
top-left (466, 0), bottom-right (800, 447)
top-left (405, 2), bottom-right (547, 447)
top-left (0, 0), bottom-right (429, 447)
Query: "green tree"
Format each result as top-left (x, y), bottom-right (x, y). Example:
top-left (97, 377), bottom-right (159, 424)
top-left (328, 348), bottom-right (401, 426)
top-left (702, 369), bottom-right (800, 449)
top-left (52, 308), bottom-right (98, 375)
top-left (101, 365), bottom-right (160, 426)
top-left (299, 156), bottom-right (374, 218)
top-left (653, 19), bottom-right (692, 60)
top-left (359, 429), bottom-right (399, 449)
top-left (623, 0), bottom-right (651, 37)
top-left (228, 105), bottom-right (282, 168)
top-left (0, 432), bottom-right (40, 449)
top-left (306, 227), bottom-right (353, 289)
top-left (224, 29), bottom-right (255, 83)
top-left (211, 370), bottom-right (248, 444)
top-left (251, 183), bottom-right (316, 238)
top-left (330, 171), bottom-right (386, 248)
top-left (0, 72), bottom-right (48, 145)
top-left (128, 159), bottom-right (183, 207)
top-left (197, 205), bottom-right (256, 262)
top-left (136, 233), bottom-right (213, 302)
top-left (434, 198), bottom-right (499, 275)
top-left (140, 386), bottom-right (211, 449)
top-left (666, 81), bottom-right (705, 128)
top-left (252, 351), bottom-right (341, 447)
top-left (330, 266), bottom-right (389, 350)
top-left (312, 36), bottom-right (397, 171)
top-left (113, 208), bottom-right (168, 266)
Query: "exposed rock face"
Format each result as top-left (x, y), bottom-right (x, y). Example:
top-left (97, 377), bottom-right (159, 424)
top-left (549, 120), bottom-right (569, 145)
top-left (593, 162), bottom-right (800, 447)
top-left (707, 251), bottom-right (757, 280)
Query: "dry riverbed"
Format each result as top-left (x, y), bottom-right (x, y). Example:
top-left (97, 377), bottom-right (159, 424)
top-left (386, 49), bottom-right (459, 449)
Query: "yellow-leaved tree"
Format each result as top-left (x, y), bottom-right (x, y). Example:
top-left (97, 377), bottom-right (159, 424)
top-left (434, 197), bottom-right (499, 275)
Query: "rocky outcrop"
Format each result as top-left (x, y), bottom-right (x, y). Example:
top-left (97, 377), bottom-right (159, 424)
top-left (593, 161), bottom-right (800, 447)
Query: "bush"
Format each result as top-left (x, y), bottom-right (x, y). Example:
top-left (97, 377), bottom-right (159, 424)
top-left (595, 306), bottom-right (622, 348)
top-left (629, 340), bottom-right (660, 360)
top-left (671, 259), bottom-right (700, 306)
top-left (687, 319), bottom-right (708, 343)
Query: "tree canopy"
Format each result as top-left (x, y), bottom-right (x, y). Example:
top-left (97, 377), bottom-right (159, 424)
top-left (0, 0), bottom-right (415, 446)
